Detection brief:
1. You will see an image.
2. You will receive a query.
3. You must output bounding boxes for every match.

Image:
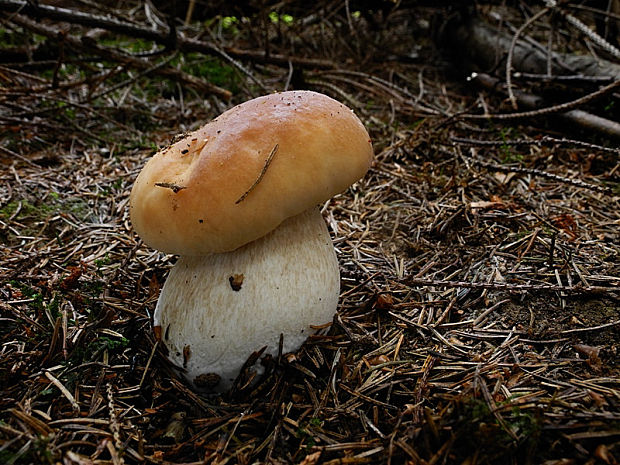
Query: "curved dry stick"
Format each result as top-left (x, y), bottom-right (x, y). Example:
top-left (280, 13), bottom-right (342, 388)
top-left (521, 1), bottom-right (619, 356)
top-left (464, 73), bottom-right (620, 138)
top-left (469, 77), bottom-right (620, 119)
top-left (563, 11), bottom-right (620, 60)
top-left (235, 144), bottom-right (279, 204)
top-left (506, 6), bottom-right (553, 109)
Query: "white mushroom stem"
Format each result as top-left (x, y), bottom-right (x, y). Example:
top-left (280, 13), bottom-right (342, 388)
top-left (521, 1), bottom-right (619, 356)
top-left (153, 207), bottom-right (340, 392)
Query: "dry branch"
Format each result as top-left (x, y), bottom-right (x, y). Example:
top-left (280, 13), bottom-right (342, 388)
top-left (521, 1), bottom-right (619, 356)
top-left (469, 73), bottom-right (620, 139)
top-left (442, 16), bottom-right (620, 80)
top-left (406, 277), bottom-right (620, 295)
top-left (8, 14), bottom-right (232, 99)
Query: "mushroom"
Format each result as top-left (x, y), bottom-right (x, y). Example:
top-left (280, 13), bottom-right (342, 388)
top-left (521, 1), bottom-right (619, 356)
top-left (130, 90), bottom-right (373, 391)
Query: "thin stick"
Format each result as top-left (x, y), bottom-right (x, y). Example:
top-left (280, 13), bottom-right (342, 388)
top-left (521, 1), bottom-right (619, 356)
top-left (506, 7), bottom-right (552, 109)
top-left (154, 182), bottom-right (186, 193)
top-left (235, 144), bottom-right (279, 204)
top-left (45, 371), bottom-right (80, 412)
top-left (450, 136), bottom-right (620, 154)
top-left (563, 11), bottom-right (620, 59)
top-left (469, 78), bottom-right (620, 120)
top-left (561, 320), bottom-right (620, 334)
top-left (473, 299), bottom-right (511, 327)
top-left (139, 341), bottom-right (159, 388)
top-left (405, 278), bottom-right (620, 295)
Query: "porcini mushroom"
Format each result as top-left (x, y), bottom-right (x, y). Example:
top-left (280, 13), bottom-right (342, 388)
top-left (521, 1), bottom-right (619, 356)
top-left (130, 91), bottom-right (373, 391)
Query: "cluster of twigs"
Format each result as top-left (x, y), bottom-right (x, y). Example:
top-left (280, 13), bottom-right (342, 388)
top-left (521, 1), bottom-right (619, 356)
top-left (1, 1), bottom-right (619, 464)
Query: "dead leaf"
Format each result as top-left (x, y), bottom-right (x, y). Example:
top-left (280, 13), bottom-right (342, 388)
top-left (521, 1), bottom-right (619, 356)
top-left (469, 200), bottom-right (506, 212)
top-left (60, 265), bottom-right (83, 291)
top-left (574, 344), bottom-right (603, 373)
top-left (163, 412), bottom-right (186, 443)
top-left (588, 390), bottom-right (607, 408)
top-left (299, 451), bottom-right (322, 465)
top-left (376, 293), bottom-right (394, 310)
top-left (194, 373), bottom-right (221, 389)
top-left (594, 444), bottom-right (616, 465)
top-left (551, 214), bottom-right (578, 240)
top-left (367, 354), bottom-right (390, 366)
top-left (574, 344), bottom-right (601, 358)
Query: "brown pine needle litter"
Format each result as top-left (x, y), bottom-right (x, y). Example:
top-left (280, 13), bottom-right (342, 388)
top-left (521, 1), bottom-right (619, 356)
top-left (0, 2), bottom-right (619, 464)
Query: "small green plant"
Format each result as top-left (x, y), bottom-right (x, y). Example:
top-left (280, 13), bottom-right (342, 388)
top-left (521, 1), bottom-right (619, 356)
top-left (9, 281), bottom-right (44, 312)
top-left (87, 336), bottom-right (129, 359)
top-left (46, 294), bottom-right (61, 320)
top-left (95, 254), bottom-right (111, 270)
top-left (604, 100), bottom-right (614, 112)
top-left (32, 434), bottom-right (55, 464)
top-left (498, 128), bottom-right (523, 163)
top-left (269, 12), bottom-right (294, 25)
top-left (296, 418), bottom-right (321, 449)
top-left (221, 16), bottom-right (238, 29)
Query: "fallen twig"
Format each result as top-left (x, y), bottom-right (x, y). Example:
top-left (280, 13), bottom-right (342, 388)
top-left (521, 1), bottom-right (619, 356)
top-left (9, 14), bottom-right (233, 100)
top-left (462, 148), bottom-right (613, 194)
top-left (235, 144), bottom-right (279, 204)
top-left (405, 277), bottom-right (620, 295)
top-left (467, 73), bottom-right (620, 139)
top-left (449, 135), bottom-right (620, 154)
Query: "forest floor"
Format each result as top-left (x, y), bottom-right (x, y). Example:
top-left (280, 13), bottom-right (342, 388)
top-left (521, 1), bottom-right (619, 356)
top-left (1, 2), bottom-right (619, 464)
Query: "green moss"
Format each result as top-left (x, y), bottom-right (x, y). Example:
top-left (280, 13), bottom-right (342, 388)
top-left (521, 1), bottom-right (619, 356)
top-left (1, 194), bottom-right (94, 227)
top-left (40, 63), bottom-right (85, 83)
top-left (0, 27), bottom-right (45, 47)
top-left (174, 54), bottom-right (239, 92)
top-left (62, 197), bottom-right (91, 221)
top-left (99, 37), bottom-right (156, 54)
top-left (0, 200), bottom-right (52, 221)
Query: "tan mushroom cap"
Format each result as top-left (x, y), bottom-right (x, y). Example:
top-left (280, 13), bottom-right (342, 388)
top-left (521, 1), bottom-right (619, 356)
top-left (130, 90), bottom-right (373, 254)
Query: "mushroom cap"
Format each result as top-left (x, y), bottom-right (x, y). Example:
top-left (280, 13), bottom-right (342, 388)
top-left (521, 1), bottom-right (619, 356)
top-left (130, 90), bottom-right (373, 254)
